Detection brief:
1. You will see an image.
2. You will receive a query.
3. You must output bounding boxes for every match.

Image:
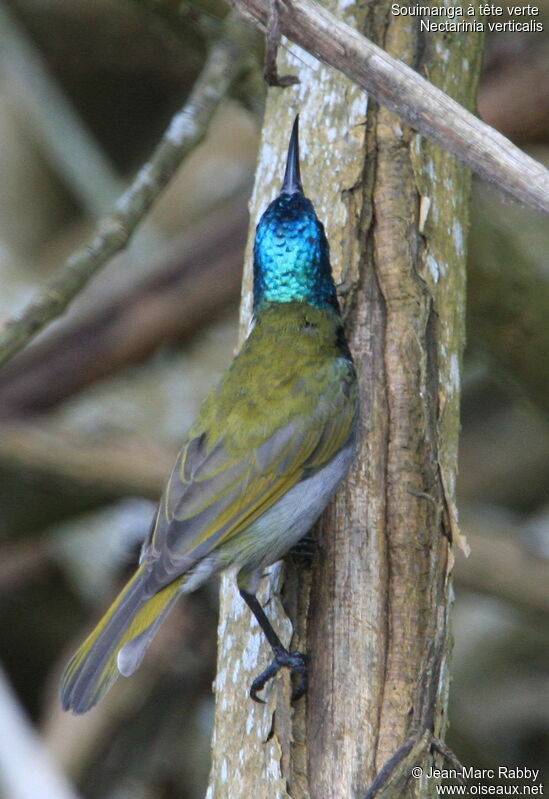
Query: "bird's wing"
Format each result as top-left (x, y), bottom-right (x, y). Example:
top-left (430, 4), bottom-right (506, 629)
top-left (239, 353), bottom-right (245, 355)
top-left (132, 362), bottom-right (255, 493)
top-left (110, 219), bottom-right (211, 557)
top-left (141, 375), bottom-right (356, 590)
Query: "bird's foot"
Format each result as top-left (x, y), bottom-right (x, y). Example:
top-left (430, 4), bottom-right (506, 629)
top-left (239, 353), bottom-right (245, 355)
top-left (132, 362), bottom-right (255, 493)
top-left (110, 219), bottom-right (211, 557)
top-left (250, 646), bottom-right (309, 703)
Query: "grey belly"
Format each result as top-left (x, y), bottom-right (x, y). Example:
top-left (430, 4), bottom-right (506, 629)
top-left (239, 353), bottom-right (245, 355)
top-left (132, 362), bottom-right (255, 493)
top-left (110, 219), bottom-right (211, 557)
top-left (180, 435), bottom-right (356, 595)
top-left (226, 436), bottom-right (356, 591)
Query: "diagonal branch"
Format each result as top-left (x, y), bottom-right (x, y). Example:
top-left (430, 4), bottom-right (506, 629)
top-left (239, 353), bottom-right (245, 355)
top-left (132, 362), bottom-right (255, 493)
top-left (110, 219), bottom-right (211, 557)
top-left (228, 0), bottom-right (549, 215)
top-left (0, 198), bottom-right (247, 416)
top-left (0, 11), bottom-right (257, 369)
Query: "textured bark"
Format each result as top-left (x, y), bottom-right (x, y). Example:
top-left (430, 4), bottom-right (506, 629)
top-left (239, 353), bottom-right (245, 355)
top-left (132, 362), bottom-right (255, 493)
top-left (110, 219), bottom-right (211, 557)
top-left (206, 2), bottom-right (482, 797)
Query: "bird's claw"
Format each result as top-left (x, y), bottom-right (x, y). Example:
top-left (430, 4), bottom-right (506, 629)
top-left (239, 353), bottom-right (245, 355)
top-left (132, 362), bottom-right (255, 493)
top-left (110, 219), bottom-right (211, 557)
top-left (250, 647), bottom-right (309, 703)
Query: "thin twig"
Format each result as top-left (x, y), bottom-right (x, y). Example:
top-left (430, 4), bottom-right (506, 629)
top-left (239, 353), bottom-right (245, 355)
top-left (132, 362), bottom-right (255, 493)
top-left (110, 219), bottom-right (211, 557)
top-left (0, 12), bottom-right (256, 369)
top-left (431, 737), bottom-right (465, 781)
top-left (362, 735), bottom-right (418, 799)
top-left (263, 0), bottom-right (299, 86)
top-left (228, 0), bottom-right (549, 214)
top-left (0, 197), bottom-right (247, 415)
top-left (363, 731), bottom-right (432, 799)
top-left (363, 730), bottom-right (466, 799)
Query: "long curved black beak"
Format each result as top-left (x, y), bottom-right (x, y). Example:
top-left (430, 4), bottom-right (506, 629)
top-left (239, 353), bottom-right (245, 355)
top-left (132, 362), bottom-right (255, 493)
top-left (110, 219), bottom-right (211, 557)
top-left (280, 115), bottom-right (303, 196)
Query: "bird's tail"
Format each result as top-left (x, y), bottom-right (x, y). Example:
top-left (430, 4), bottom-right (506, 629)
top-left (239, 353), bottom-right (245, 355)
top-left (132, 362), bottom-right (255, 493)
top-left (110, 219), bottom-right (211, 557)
top-left (60, 566), bottom-right (182, 714)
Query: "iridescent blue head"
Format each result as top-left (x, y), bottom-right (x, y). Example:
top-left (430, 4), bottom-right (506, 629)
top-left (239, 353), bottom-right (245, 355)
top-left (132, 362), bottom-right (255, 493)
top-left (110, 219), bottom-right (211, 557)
top-left (253, 116), bottom-right (338, 313)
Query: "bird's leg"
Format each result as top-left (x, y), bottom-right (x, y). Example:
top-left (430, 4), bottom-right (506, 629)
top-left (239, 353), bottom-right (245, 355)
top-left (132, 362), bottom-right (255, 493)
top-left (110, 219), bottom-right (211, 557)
top-left (238, 588), bottom-right (308, 703)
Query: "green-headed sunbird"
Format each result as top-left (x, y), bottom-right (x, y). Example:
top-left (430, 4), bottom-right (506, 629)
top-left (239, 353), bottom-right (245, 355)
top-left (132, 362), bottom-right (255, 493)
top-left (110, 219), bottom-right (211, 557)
top-left (61, 116), bottom-right (359, 714)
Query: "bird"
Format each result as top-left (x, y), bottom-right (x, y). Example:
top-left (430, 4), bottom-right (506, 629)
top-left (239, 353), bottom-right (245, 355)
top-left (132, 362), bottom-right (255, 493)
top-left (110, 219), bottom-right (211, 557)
top-left (60, 115), bottom-right (358, 714)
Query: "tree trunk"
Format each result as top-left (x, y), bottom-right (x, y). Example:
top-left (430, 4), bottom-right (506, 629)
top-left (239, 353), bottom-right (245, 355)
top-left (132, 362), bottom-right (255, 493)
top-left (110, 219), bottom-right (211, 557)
top-left (206, 2), bottom-right (483, 797)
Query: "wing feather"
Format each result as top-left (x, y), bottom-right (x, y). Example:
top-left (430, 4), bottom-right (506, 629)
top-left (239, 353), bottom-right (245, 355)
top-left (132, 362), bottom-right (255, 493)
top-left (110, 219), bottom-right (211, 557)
top-left (142, 358), bottom-right (357, 590)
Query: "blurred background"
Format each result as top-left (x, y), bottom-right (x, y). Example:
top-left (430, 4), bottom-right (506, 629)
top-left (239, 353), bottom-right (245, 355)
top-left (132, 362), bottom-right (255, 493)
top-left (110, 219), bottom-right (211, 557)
top-left (0, 1), bottom-right (547, 797)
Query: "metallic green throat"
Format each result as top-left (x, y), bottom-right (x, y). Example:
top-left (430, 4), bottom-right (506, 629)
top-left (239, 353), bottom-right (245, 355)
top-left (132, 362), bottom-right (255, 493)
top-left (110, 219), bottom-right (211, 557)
top-left (253, 193), bottom-right (338, 311)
